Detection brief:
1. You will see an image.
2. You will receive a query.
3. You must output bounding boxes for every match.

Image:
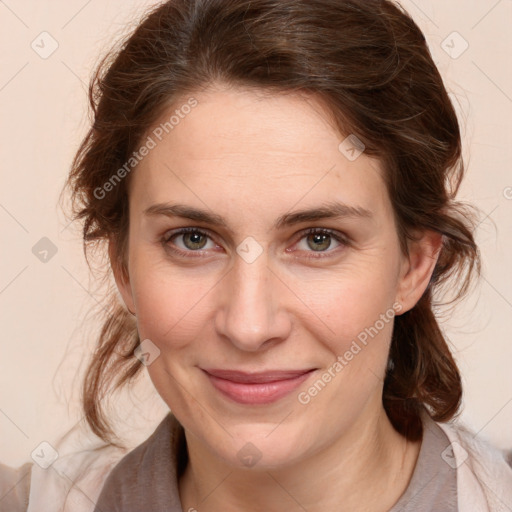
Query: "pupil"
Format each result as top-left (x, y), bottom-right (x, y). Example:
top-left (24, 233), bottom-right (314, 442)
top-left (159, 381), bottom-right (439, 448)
top-left (183, 232), bottom-right (331, 252)
top-left (309, 233), bottom-right (330, 251)
top-left (186, 232), bottom-right (206, 249)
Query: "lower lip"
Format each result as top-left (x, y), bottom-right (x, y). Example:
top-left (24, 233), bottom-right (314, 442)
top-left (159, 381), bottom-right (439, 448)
top-left (203, 370), bottom-right (315, 405)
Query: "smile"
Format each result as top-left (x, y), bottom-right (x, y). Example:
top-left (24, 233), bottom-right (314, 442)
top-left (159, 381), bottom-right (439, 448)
top-left (201, 368), bottom-right (317, 405)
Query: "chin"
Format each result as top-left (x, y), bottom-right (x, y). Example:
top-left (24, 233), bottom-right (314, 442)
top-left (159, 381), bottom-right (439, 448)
top-left (205, 421), bottom-right (312, 471)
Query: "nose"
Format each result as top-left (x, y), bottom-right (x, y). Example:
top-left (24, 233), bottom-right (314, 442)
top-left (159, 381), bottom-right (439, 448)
top-left (215, 250), bottom-right (292, 352)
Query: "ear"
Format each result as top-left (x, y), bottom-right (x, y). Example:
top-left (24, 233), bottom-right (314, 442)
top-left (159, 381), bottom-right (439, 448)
top-left (395, 229), bottom-right (443, 315)
top-left (108, 237), bottom-right (136, 315)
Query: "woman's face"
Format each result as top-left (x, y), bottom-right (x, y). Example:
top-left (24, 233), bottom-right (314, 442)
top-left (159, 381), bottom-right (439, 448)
top-left (114, 84), bottom-right (438, 468)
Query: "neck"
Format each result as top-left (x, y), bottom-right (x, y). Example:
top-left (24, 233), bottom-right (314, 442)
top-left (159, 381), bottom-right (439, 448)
top-left (178, 406), bottom-right (421, 512)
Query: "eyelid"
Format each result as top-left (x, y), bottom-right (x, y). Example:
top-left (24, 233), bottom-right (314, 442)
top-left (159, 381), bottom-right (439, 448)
top-left (162, 227), bottom-right (218, 257)
top-left (290, 227), bottom-right (350, 258)
top-left (162, 226), bottom-right (350, 258)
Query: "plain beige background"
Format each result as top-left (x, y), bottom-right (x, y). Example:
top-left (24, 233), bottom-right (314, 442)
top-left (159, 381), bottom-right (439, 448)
top-left (1, 0), bottom-right (511, 467)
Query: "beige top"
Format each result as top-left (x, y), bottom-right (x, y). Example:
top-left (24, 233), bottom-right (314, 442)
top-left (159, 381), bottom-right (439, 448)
top-left (92, 411), bottom-right (457, 511)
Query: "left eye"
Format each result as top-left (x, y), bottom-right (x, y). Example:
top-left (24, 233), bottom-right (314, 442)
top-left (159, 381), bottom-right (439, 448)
top-left (295, 228), bottom-right (347, 256)
top-left (164, 228), bottom-right (216, 253)
top-left (162, 227), bottom-right (348, 258)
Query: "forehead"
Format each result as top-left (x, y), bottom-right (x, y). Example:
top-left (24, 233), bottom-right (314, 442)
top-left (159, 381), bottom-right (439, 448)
top-left (129, 86), bottom-right (390, 224)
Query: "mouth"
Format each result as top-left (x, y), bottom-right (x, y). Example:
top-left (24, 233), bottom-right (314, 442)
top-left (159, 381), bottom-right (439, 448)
top-left (201, 368), bottom-right (317, 405)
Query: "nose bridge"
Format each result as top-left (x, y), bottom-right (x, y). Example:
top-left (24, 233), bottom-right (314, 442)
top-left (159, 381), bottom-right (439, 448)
top-left (216, 248), bottom-right (289, 351)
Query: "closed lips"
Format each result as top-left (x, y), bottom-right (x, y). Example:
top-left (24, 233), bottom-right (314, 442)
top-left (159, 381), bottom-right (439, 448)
top-left (201, 369), bottom-right (316, 383)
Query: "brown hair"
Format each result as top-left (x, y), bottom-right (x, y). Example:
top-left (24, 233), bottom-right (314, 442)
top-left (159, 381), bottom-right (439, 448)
top-left (62, 0), bottom-right (481, 445)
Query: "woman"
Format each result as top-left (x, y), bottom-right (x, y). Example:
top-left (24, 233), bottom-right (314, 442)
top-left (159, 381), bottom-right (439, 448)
top-left (1, 0), bottom-right (511, 510)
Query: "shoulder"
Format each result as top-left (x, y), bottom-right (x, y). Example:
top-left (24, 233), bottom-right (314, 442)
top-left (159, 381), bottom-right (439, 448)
top-left (93, 413), bottom-right (178, 511)
top-left (98, 412), bottom-right (176, 484)
top-left (0, 414), bottom-right (179, 512)
top-left (0, 461), bottom-right (32, 512)
top-left (0, 445), bottom-right (126, 512)
top-left (93, 426), bottom-right (158, 508)
top-left (437, 419), bottom-right (512, 511)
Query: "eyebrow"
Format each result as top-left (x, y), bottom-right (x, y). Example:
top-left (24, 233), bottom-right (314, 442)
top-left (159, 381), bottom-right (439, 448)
top-left (144, 201), bottom-right (373, 231)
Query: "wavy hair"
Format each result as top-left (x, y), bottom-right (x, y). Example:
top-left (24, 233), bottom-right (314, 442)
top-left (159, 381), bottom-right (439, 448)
top-left (62, 0), bottom-right (481, 445)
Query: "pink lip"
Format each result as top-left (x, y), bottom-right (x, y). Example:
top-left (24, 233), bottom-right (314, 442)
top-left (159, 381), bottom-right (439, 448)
top-left (201, 368), bottom-right (316, 404)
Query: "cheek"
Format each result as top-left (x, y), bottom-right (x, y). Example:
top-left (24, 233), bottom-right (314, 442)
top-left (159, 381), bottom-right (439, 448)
top-left (304, 268), bottom-right (399, 396)
top-left (129, 234), bottom-right (400, 359)
top-left (302, 277), bottom-right (398, 404)
top-left (131, 260), bottom-right (218, 349)
top-left (312, 269), bottom-right (398, 339)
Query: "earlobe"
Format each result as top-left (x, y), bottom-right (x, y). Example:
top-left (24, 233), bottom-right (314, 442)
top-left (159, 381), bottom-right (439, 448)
top-left (395, 230), bottom-right (443, 314)
top-left (108, 238), bottom-right (136, 316)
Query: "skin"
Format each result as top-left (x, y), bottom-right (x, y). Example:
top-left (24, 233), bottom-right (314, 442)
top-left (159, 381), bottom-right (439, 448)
top-left (111, 82), bottom-right (442, 512)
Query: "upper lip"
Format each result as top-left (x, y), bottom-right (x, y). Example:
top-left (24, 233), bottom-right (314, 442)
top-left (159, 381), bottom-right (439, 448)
top-left (201, 368), bottom-right (316, 383)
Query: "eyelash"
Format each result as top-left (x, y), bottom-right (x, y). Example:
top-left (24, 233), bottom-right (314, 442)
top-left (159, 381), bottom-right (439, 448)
top-left (161, 227), bottom-right (349, 260)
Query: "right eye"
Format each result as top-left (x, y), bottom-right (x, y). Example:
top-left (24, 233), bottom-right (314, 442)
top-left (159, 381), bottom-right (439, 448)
top-left (162, 227), bottom-right (219, 257)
